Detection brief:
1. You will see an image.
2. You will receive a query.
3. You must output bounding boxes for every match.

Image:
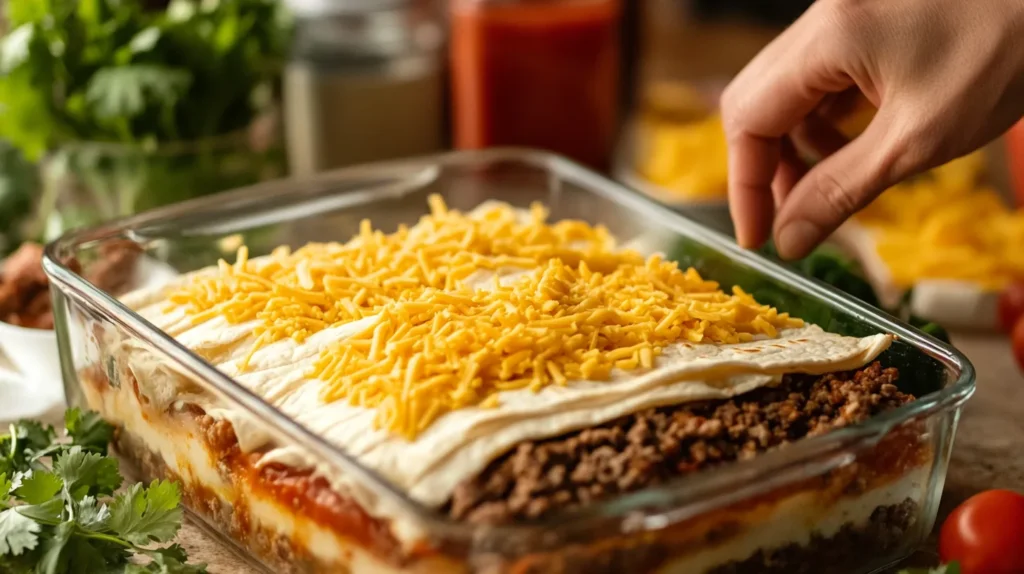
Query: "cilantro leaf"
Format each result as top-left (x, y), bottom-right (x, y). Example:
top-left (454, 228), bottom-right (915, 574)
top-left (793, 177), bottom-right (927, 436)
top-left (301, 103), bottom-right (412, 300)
top-left (38, 520), bottom-right (129, 574)
top-left (0, 420), bottom-right (59, 477)
top-left (74, 496), bottom-right (111, 532)
top-left (126, 547), bottom-right (208, 574)
top-left (0, 474), bottom-right (12, 503)
top-left (13, 470), bottom-right (62, 505)
top-left (14, 421), bottom-right (57, 454)
top-left (0, 453), bottom-right (13, 482)
top-left (108, 481), bottom-right (182, 545)
top-left (15, 498), bottom-right (63, 524)
top-left (85, 65), bottom-right (192, 121)
top-left (0, 409), bottom-right (201, 573)
top-left (151, 543), bottom-right (189, 563)
top-left (0, 507), bottom-right (40, 556)
top-left (36, 521), bottom-right (73, 574)
top-left (52, 448), bottom-right (122, 501)
top-left (64, 409), bottom-right (114, 454)
top-left (59, 533), bottom-right (115, 574)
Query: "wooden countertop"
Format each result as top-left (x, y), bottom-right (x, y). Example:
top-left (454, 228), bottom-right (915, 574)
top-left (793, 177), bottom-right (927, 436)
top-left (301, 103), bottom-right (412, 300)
top-left (932, 333), bottom-right (1024, 535)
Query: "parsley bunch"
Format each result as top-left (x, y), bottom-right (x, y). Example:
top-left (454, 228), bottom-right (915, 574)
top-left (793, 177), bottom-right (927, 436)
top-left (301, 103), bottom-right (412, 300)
top-left (0, 409), bottom-right (205, 574)
top-left (0, 0), bottom-right (290, 159)
top-left (0, 140), bottom-right (36, 256)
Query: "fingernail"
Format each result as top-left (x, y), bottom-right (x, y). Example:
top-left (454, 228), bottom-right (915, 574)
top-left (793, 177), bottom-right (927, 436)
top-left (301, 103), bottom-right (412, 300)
top-left (776, 220), bottom-right (819, 260)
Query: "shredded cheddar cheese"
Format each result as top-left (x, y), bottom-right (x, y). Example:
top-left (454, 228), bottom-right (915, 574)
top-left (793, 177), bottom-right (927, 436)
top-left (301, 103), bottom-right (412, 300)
top-left (856, 152), bottom-right (1024, 289)
top-left (636, 114), bottom-right (729, 200)
top-left (168, 197), bottom-right (802, 439)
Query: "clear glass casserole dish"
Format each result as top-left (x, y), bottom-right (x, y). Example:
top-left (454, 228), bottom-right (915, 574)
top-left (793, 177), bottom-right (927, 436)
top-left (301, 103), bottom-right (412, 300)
top-left (43, 149), bottom-right (975, 574)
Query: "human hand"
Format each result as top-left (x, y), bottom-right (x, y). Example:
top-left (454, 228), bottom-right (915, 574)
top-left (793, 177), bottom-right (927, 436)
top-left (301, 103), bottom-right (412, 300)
top-left (720, 0), bottom-right (1024, 259)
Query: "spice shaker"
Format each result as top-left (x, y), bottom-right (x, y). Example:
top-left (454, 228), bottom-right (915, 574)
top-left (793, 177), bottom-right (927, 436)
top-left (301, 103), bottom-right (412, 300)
top-left (284, 0), bottom-right (446, 176)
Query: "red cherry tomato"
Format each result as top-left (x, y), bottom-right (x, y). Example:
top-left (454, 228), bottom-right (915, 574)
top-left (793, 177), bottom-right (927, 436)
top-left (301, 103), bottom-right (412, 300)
top-left (939, 489), bottom-right (1024, 574)
top-left (1013, 317), bottom-right (1024, 374)
top-left (1008, 120), bottom-right (1024, 208)
top-left (998, 282), bottom-right (1024, 333)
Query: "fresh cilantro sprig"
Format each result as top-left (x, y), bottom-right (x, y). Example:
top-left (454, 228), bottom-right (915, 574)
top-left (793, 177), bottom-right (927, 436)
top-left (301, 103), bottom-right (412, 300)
top-left (0, 408), bottom-right (115, 479)
top-left (0, 0), bottom-right (290, 159)
top-left (0, 409), bottom-right (205, 574)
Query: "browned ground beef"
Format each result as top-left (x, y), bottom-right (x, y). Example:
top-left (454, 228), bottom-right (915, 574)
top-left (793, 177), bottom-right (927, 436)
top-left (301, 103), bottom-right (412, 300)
top-left (446, 362), bottom-right (912, 525)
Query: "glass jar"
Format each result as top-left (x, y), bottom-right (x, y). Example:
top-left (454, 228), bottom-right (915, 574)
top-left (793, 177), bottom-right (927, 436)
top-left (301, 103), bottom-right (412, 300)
top-left (450, 0), bottom-right (624, 171)
top-left (283, 0), bottom-right (446, 177)
top-left (38, 127), bottom-right (285, 250)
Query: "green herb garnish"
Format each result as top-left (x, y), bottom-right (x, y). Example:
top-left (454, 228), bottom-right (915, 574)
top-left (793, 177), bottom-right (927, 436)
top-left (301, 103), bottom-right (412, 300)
top-left (756, 240), bottom-right (952, 342)
top-left (0, 409), bottom-right (205, 573)
top-left (0, 0), bottom-right (290, 157)
top-left (0, 140), bottom-right (36, 256)
top-left (0, 0), bottom-right (290, 246)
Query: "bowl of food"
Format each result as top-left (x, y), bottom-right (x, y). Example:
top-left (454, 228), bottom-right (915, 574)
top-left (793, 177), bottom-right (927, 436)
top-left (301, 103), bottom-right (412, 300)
top-left (0, 238), bottom-right (177, 425)
top-left (0, 243), bottom-right (64, 384)
top-left (44, 149), bottom-right (974, 574)
top-left (614, 81), bottom-right (733, 235)
top-left (831, 150), bottom-right (1023, 331)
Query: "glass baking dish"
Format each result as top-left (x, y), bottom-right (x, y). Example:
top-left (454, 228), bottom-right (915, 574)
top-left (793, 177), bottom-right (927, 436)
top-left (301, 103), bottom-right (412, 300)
top-left (43, 149), bottom-right (975, 574)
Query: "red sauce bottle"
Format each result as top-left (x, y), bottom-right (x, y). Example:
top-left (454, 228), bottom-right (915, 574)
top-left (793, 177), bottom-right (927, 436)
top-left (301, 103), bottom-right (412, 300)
top-left (450, 0), bottom-right (623, 171)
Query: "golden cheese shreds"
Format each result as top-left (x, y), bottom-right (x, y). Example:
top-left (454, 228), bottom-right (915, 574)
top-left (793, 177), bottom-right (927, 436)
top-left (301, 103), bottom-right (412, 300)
top-left (167, 196), bottom-right (802, 439)
top-left (855, 152), bottom-right (1024, 289)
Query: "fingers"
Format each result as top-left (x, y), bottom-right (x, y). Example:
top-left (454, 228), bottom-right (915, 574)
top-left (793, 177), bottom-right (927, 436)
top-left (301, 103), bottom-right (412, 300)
top-left (772, 109), bottom-right (911, 259)
top-left (792, 112), bottom-right (850, 161)
top-left (818, 88), bottom-right (877, 124)
top-left (727, 131), bottom-right (780, 249)
top-left (771, 136), bottom-right (806, 209)
top-left (771, 116), bottom-right (850, 226)
top-left (720, 6), bottom-right (854, 249)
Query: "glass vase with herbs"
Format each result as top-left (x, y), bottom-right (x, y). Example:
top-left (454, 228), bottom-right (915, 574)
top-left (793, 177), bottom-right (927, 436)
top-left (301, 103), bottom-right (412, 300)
top-left (0, 0), bottom-right (291, 245)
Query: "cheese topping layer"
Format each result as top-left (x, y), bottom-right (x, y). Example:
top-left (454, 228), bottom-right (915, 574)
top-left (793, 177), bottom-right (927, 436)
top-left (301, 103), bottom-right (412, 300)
top-left (164, 197), bottom-right (804, 439)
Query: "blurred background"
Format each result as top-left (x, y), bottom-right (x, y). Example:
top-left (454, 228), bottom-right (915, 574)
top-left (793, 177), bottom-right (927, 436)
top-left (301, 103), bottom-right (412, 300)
top-left (2, 5), bottom-right (1024, 567)
top-left (0, 0), bottom-right (1022, 293)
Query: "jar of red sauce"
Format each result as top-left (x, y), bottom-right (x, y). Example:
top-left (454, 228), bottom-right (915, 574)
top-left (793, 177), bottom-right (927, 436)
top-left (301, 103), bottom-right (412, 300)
top-left (449, 0), bottom-right (623, 170)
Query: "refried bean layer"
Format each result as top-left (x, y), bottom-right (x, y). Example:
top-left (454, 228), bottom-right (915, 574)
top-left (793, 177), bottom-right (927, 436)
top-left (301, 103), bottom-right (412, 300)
top-left (446, 362), bottom-right (913, 525)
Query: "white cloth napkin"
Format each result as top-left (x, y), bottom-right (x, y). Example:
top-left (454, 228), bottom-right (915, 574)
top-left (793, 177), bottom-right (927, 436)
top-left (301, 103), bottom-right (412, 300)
top-left (0, 348), bottom-right (66, 426)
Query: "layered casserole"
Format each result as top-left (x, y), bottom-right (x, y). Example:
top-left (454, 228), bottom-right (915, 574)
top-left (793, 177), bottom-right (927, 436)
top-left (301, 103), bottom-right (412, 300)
top-left (79, 197), bottom-right (930, 573)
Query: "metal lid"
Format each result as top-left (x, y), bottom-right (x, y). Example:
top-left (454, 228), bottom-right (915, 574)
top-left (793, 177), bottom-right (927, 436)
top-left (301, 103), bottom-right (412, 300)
top-left (285, 0), bottom-right (413, 17)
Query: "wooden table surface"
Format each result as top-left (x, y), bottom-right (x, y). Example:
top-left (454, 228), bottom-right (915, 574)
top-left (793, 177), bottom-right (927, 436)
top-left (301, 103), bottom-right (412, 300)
top-left (932, 334), bottom-right (1024, 530)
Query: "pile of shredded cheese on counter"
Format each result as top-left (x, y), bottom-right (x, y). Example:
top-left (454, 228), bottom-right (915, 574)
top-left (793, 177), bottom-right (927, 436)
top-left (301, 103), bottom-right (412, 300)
top-left (855, 152), bottom-right (1024, 289)
top-left (167, 196), bottom-right (802, 439)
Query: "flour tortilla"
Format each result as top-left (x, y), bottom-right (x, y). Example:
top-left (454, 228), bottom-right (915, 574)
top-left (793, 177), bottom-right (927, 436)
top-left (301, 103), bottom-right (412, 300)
top-left (127, 277), bottom-right (892, 507)
top-left (118, 210), bottom-right (893, 508)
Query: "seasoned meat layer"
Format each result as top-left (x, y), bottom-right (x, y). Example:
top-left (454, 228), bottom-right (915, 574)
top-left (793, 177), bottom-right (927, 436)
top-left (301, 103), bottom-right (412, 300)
top-left (447, 362), bottom-right (912, 525)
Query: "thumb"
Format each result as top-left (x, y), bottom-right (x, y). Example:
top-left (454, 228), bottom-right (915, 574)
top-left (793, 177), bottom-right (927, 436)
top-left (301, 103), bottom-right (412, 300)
top-left (771, 108), bottom-right (923, 259)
